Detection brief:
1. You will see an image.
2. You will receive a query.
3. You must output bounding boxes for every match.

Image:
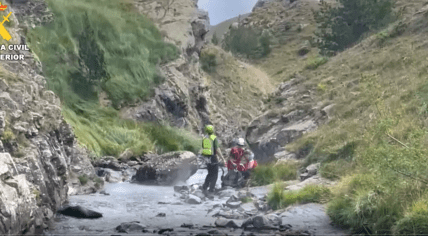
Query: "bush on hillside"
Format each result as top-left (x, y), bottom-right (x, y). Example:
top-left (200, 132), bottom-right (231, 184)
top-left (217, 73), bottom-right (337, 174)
top-left (200, 51), bottom-right (217, 73)
top-left (313, 0), bottom-right (395, 55)
top-left (211, 32), bottom-right (219, 45)
top-left (222, 25), bottom-right (273, 58)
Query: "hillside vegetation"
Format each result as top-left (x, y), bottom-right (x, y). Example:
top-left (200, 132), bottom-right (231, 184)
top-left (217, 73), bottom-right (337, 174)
top-left (235, 0), bottom-right (428, 234)
top-left (200, 45), bottom-right (274, 137)
top-left (205, 13), bottom-right (250, 42)
top-left (27, 0), bottom-right (199, 157)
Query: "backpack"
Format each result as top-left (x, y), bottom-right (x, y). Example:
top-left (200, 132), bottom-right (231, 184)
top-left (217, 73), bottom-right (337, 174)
top-left (230, 147), bottom-right (244, 161)
top-left (202, 134), bottom-right (216, 156)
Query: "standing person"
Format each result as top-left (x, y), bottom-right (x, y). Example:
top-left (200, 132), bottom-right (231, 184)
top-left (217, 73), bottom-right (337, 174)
top-left (201, 125), bottom-right (225, 195)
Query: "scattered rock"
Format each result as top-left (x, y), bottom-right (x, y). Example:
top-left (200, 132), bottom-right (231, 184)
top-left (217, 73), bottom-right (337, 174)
top-left (180, 223), bottom-right (194, 229)
top-left (226, 201), bottom-right (241, 209)
top-left (99, 190), bottom-right (110, 196)
top-left (298, 40), bottom-right (311, 56)
top-left (174, 185), bottom-right (189, 192)
top-left (118, 149), bottom-right (133, 162)
top-left (158, 228), bottom-right (173, 234)
top-left (116, 221), bottom-right (146, 233)
top-left (215, 218), bottom-right (242, 228)
top-left (187, 194), bottom-right (202, 204)
top-left (57, 205), bottom-right (103, 219)
top-left (300, 163), bottom-right (320, 181)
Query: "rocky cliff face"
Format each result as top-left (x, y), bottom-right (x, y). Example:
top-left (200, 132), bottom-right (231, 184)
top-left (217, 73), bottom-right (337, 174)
top-left (123, 0), bottom-right (243, 146)
top-left (246, 76), bottom-right (331, 164)
top-left (0, 1), bottom-right (99, 234)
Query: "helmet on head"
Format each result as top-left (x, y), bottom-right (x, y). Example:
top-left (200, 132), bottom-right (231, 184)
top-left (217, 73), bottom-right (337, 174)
top-left (205, 125), bottom-right (214, 134)
top-left (237, 138), bottom-right (245, 146)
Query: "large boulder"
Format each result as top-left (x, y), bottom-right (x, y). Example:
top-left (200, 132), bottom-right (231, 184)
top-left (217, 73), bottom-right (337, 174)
top-left (132, 151), bottom-right (198, 185)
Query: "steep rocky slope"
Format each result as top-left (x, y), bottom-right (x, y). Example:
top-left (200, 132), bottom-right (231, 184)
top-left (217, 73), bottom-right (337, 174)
top-left (0, 1), bottom-right (99, 234)
top-left (122, 0), bottom-right (272, 147)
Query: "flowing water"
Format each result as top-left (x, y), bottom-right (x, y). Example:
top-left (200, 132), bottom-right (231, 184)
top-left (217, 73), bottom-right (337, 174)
top-left (46, 169), bottom-right (225, 235)
top-left (46, 168), bottom-right (348, 235)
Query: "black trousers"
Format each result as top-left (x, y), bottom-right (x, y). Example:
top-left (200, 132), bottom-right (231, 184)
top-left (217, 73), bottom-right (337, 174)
top-left (203, 163), bottom-right (218, 192)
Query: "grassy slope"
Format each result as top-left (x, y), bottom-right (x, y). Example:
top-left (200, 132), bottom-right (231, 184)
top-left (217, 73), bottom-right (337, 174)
top-left (249, 0), bottom-right (428, 234)
top-left (27, 0), bottom-right (199, 157)
top-left (201, 45), bottom-right (275, 130)
top-left (206, 13), bottom-right (251, 42)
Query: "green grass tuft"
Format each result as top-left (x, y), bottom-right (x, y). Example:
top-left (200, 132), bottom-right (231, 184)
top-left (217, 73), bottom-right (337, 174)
top-left (250, 162), bottom-right (298, 186)
top-left (268, 183), bottom-right (330, 210)
top-left (305, 55), bottom-right (329, 70)
top-left (78, 174), bottom-right (89, 185)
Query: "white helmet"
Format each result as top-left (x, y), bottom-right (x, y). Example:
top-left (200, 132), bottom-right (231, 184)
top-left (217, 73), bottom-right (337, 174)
top-left (237, 138), bottom-right (245, 146)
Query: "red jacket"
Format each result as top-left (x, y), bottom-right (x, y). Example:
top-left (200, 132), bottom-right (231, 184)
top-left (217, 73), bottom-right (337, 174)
top-left (226, 147), bottom-right (257, 171)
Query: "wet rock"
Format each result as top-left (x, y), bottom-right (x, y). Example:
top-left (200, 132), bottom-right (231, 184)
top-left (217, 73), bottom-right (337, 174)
top-left (266, 213), bottom-right (282, 226)
top-left (300, 163), bottom-right (320, 181)
top-left (99, 190), bottom-right (110, 196)
top-left (116, 221), bottom-right (146, 233)
top-left (158, 228), bottom-right (173, 234)
top-left (215, 218), bottom-right (242, 228)
top-left (242, 215), bottom-right (276, 229)
top-left (239, 202), bottom-right (258, 214)
top-left (180, 223), bottom-right (194, 229)
top-left (57, 205), bottom-right (103, 219)
top-left (218, 189), bottom-right (236, 198)
top-left (254, 200), bottom-right (270, 211)
top-left (226, 201), bottom-right (241, 209)
top-left (156, 213), bottom-right (166, 217)
top-left (127, 161), bottom-right (138, 166)
top-left (104, 169), bottom-right (123, 183)
top-left (187, 194), bottom-right (202, 204)
top-left (192, 190), bottom-right (206, 200)
top-left (174, 185), bottom-right (189, 192)
top-left (132, 151), bottom-right (198, 185)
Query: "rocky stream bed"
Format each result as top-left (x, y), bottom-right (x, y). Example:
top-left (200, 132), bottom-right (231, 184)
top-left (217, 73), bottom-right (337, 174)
top-left (45, 166), bottom-right (348, 236)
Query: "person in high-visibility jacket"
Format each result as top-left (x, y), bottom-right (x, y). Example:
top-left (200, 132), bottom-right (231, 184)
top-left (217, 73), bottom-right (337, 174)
top-left (201, 125), bottom-right (225, 194)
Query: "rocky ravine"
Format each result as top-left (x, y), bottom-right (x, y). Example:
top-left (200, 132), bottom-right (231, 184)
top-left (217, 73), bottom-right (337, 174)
top-left (0, 1), bottom-right (100, 234)
top-left (122, 0), bottom-right (257, 147)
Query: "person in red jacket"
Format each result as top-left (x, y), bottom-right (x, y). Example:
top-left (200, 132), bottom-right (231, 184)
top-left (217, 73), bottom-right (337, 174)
top-left (226, 138), bottom-right (257, 185)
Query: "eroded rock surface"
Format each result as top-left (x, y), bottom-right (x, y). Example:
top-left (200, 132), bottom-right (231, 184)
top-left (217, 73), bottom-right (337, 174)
top-left (0, 2), bottom-right (99, 234)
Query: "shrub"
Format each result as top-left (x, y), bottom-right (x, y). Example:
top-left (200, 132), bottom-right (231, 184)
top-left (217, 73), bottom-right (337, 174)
top-left (78, 174), bottom-right (89, 185)
top-left (250, 162), bottom-right (298, 186)
top-left (393, 197), bottom-right (428, 235)
top-left (305, 55), bottom-right (328, 70)
top-left (222, 25), bottom-right (273, 58)
top-left (211, 32), bottom-right (219, 45)
top-left (313, 0), bottom-right (395, 54)
top-left (200, 51), bottom-right (217, 73)
top-left (259, 29), bottom-right (272, 56)
top-left (1, 128), bottom-right (15, 142)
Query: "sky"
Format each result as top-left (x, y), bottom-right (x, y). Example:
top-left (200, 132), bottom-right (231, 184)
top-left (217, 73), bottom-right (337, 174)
top-left (197, 0), bottom-right (259, 26)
